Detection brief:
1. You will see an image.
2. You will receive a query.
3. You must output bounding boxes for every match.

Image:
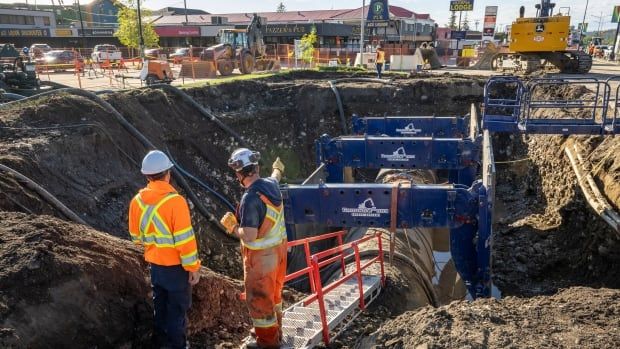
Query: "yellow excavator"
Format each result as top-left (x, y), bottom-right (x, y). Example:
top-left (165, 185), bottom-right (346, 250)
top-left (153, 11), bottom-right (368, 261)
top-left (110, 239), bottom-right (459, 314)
top-left (492, 0), bottom-right (592, 74)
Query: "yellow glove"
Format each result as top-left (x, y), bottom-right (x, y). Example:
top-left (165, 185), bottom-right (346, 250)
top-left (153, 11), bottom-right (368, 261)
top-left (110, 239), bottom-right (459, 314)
top-left (272, 157), bottom-right (285, 174)
top-left (220, 212), bottom-right (238, 235)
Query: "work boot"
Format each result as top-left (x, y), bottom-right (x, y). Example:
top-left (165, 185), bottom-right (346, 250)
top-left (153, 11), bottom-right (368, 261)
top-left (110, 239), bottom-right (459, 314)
top-left (243, 341), bottom-right (281, 349)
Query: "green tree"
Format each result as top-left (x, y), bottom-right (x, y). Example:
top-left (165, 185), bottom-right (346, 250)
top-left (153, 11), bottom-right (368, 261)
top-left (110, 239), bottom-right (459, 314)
top-left (299, 26), bottom-right (318, 65)
top-left (276, 2), bottom-right (286, 13)
top-left (462, 12), bottom-right (470, 31)
top-left (114, 0), bottom-right (159, 51)
top-left (448, 11), bottom-right (457, 30)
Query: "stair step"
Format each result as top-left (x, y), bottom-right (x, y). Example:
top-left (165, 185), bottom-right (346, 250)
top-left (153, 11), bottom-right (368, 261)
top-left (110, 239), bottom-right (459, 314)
top-left (281, 325), bottom-right (320, 338)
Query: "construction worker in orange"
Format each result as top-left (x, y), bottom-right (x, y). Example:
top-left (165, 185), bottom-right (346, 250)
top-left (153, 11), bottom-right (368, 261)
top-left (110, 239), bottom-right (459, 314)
top-left (128, 150), bottom-right (201, 349)
top-left (375, 45), bottom-right (386, 79)
top-left (220, 148), bottom-right (287, 349)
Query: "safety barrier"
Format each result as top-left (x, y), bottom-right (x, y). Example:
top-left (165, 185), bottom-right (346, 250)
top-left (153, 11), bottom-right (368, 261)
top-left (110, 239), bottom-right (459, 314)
top-left (284, 230), bottom-right (346, 293)
top-left (302, 231), bottom-right (385, 345)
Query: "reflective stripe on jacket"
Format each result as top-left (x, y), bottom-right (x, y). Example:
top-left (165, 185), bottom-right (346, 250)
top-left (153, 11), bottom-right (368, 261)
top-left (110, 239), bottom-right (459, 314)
top-left (128, 180), bottom-right (201, 272)
top-left (241, 193), bottom-right (287, 250)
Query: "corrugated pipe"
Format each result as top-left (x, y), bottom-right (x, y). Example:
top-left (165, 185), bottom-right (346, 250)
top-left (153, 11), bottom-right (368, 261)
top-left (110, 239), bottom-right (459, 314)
top-left (0, 163), bottom-right (87, 225)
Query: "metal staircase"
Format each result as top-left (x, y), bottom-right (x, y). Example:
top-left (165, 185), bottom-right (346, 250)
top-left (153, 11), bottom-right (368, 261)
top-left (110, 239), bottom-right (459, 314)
top-left (277, 231), bottom-right (385, 348)
top-left (281, 275), bottom-right (382, 348)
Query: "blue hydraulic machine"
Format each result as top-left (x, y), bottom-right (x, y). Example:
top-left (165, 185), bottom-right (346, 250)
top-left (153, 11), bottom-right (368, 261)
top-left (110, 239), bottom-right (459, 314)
top-left (281, 76), bottom-right (619, 300)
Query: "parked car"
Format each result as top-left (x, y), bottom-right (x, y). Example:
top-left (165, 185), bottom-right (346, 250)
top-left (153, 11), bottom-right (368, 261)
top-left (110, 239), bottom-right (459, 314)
top-left (43, 50), bottom-right (83, 65)
top-left (29, 43), bottom-right (52, 60)
top-left (145, 48), bottom-right (168, 60)
top-left (169, 47), bottom-right (203, 64)
top-left (91, 44), bottom-right (122, 63)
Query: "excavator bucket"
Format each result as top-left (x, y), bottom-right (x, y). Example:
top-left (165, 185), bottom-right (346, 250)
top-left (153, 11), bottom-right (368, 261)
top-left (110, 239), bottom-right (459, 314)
top-left (414, 46), bottom-right (442, 70)
top-left (255, 58), bottom-right (281, 72)
top-left (470, 43), bottom-right (500, 70)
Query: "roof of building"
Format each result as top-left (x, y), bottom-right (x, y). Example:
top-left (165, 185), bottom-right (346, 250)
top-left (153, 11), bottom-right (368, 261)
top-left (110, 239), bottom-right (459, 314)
top-left (155, 7), bottom-right (210, 16)
top-left (152, 5), bottom-right (433, 26)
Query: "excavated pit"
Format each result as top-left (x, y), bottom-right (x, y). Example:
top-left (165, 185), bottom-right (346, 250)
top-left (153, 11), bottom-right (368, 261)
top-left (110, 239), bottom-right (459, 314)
top-left (1, 71), bottom-right (619, 348)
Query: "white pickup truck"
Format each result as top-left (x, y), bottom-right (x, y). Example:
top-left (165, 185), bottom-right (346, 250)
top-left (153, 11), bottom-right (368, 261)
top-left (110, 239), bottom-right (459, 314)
top-left (91, 44), bottom-right (122, 63)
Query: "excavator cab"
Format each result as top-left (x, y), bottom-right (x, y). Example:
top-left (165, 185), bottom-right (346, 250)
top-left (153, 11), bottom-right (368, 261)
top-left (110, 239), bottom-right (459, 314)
top-left (220, 30), bottom-right (248, 50)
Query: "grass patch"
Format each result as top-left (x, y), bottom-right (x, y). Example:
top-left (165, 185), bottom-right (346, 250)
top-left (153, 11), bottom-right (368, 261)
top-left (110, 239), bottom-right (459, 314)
top-left (179, 70), bottom-right (291, 89)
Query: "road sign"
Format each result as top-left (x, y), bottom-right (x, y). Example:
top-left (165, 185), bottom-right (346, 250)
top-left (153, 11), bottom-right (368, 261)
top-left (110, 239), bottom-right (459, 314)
top-left (450, 0), bottom-right (474, 12)
top-left (613, 5), bottom-right (620, 23)
top-left (451, 30), bottom-right (467, 40)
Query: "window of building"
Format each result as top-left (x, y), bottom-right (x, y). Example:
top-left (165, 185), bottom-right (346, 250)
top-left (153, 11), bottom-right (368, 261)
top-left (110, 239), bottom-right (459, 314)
top-left (0, 14), bottom-right (36, 25)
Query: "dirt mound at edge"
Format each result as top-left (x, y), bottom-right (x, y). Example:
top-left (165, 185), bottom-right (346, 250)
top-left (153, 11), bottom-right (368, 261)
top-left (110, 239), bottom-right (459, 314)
top-left (366, 287), bottom-right (620, 349)
top-left (0, 212), bottom-right (251, 348)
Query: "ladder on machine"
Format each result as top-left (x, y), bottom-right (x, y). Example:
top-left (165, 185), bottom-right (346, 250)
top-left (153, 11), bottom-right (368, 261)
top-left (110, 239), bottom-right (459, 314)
top-left (280, 231), bottom-right (386, 348)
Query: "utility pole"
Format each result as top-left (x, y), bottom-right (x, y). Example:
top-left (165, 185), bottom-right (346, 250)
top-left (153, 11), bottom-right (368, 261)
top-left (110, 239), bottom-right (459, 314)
top-left (591, 11), bottom-right (604, 36)
top-left (183, 0), bottom-right (189, 24)
top-left (137, 0), bottom-right (145, 58)
top-left (76, 0), bottom-right (85, 48)
top-left (578, 0), bottom-right (589, 50)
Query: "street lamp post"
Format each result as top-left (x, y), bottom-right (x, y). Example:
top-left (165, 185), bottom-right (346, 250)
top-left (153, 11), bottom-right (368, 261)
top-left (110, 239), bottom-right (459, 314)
top-left (360, 0), bottom-right (365, 56)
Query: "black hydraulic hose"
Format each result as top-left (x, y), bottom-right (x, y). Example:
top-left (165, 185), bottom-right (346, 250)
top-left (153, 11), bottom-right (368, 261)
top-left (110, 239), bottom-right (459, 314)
top-left (0, 88), bottom-right (232, 237)
top-left (328, 78), bottom-right (393, 134)
top-left (166, 150), bottom-right (236, 211)
top-left (0, 163), bottom-right (88, 225)
top-left (1, 93), bottom-right (26, 101)
top-left (148, 84), bottom-right (251, 148)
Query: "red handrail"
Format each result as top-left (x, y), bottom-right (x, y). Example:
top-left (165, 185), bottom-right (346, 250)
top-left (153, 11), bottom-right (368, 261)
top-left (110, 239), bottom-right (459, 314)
top-left (283, 230), bottom-right (346, 293)
top-left (304, 231), bottom-right (385, 345)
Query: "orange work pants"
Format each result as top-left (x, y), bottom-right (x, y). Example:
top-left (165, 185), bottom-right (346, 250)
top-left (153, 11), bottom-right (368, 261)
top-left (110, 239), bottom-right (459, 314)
top-left (243, 241), bottom-right (287, 348)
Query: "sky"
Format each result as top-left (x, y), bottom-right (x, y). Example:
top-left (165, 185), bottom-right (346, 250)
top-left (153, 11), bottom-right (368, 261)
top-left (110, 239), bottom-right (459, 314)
top-left (4, 0), bottom-right (619, 32)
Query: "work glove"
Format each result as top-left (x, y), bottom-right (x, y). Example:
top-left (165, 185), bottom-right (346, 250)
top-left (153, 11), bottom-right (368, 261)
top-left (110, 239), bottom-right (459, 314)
top-left (272, 157), bottom-right (285, 174)
top-left (220, 212), bottom-right (238, 235)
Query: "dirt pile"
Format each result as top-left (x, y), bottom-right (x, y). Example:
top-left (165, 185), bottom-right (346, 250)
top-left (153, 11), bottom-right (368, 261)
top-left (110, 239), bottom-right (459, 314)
top-left (0, 212), bottom-right (251, 348)
top-left (366, 286), bottom-right (620, 349)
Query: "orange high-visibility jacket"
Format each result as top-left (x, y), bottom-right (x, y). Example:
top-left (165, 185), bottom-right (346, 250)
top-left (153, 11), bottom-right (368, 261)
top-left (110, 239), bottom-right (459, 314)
top-left (128, 181), bottom-right (201, 272)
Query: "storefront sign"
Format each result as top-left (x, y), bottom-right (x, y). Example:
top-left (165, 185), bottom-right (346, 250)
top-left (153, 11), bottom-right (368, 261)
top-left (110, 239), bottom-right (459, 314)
top-left (366, 21), bottom-right (389, 28)
top-left (265, 25), bottom-right (307, 35)
top-left (367, 0), bottom-right (390, 21)
top-left (0, 28), bottom-right (50, 37)
top-left (78, 28), bottom-right (115, 36)
top-left (55, 28), bottom-right (75, 37)
top-left (482, 6), bottom-right (498, 41)
top-left (154, 26), bottom-right (200, 37)
top-left (450, 0), bottom-right (474, 12)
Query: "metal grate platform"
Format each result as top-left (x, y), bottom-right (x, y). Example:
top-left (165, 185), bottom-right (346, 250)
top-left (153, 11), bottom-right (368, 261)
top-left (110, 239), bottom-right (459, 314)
top-left (280, 274), bottom-right (382, 349)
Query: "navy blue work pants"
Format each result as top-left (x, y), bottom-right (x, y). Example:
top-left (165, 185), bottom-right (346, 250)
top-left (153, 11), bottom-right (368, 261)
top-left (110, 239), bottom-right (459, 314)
top-left (376, 63), bottom-right (383, 79)
top-left (150, 264), bottom-right (191, 349)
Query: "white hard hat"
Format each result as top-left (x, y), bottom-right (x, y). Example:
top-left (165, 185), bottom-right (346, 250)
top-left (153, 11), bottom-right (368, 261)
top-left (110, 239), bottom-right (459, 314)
top-left (228, 148), bottom-right (260, 172)
top-left (141, 150), bottom-right (174, 175)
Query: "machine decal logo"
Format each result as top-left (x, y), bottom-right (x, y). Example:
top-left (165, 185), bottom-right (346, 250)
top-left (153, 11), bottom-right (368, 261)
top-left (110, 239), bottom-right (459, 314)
top-left (380, 147), bottom-right (416, 161)
top-left (534, 35), bottom-right (545, 42)
top-left (396, 123), bottom-right (423, 135)
top-left (342, 198), bottom-right (389, 217)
